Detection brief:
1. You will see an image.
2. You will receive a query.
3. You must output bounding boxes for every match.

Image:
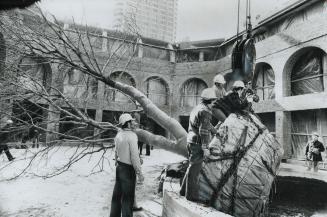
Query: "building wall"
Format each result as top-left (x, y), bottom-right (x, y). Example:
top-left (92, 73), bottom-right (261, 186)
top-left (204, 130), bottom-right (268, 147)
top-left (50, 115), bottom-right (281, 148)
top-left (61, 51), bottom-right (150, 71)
top-left (251, 0), bottom-right (327, 159)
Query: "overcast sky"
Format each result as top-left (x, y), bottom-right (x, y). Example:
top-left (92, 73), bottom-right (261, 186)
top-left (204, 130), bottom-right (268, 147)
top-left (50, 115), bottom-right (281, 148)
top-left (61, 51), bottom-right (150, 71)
top-left (39, 0), bottom-right (291, 42)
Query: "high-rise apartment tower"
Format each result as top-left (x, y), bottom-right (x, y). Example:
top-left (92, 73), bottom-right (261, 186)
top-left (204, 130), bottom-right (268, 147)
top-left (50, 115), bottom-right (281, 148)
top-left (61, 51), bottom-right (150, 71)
top-left (113, 0), bottom-right (178, 42)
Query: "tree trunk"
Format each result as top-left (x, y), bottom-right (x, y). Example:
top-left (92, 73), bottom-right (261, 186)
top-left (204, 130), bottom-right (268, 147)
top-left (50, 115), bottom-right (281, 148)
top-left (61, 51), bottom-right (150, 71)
top-left (103, 78), bottom-right (188, 157)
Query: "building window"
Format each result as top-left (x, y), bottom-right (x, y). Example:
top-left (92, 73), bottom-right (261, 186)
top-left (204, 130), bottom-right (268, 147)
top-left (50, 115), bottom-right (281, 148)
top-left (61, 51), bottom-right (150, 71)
top-left (291, 49), bottom-right (325, 96)
top-left (105, 71), bottom-right (136, 103)
top-left (145, 76), bottom-right (169, 106)
top-left (253, 63), bottom-right (275, 100)
top-left (180, 78), bottom-right (208, 107)
top-left (63, 68), bottom-right (98, 99)
top-left (19, 56), bottom-right (52, 92)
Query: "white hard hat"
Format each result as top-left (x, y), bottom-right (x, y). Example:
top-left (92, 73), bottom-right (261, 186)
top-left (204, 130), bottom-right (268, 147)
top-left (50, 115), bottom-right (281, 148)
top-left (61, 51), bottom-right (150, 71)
top-left (6, 119), bottom-right (13, 124)
top-left (312, 132), bottom-right (319, 136)
top-left (232, 80), bottom-right (245, 89)
top-left (119, 113), bottom-right (134, 126)
top-left (201, 88), bottom-right (216, 100)
top-left (213, 74), bottom-right (226, 84)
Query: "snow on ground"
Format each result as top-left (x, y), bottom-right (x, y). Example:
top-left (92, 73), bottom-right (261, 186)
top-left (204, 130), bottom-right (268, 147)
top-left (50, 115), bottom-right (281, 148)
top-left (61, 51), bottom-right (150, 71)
top-left (0, 147), bottom-right (185, 217)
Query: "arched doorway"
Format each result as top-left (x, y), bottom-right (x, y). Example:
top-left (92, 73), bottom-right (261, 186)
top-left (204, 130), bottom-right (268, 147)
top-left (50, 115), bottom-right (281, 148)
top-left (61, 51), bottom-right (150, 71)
top-left (105, 71), bottom-right (136, 103)
top-left (180, 78), bottom-right (208, 107)
top-left (284, 47), bottom-right (326, 96)
top-left (18, 56), bottom-right (52, 92)
top-left (145, 76), bottom-right (169, 105)
top-left (63, 68), bottom-right (98, 99)
top-left (253, 62), bottom-right (275, 100)
top-left (13, 56), bottom-right (53, 142)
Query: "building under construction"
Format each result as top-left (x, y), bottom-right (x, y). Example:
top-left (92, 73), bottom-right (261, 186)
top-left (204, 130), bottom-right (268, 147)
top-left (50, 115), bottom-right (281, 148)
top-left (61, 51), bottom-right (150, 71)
top-left (0, 0), bottom-right (326, 162)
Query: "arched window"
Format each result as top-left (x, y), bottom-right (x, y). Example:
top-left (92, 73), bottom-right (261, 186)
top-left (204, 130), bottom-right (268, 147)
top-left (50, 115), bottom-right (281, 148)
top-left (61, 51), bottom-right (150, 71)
top-left (290, 49), bottom-right (325, 96)
top-left (254, 63), bottom-right (275, 100)
top-left (18, 56), bottom-right (52, 92)
top-left (63, 68), bottom-right (98, 99)
top-left (180, 78), bottom-right (208, 107)
top-left (105, 71), bottom-right (136, 102)
top-left (145, 76), bottom-right (169, 105)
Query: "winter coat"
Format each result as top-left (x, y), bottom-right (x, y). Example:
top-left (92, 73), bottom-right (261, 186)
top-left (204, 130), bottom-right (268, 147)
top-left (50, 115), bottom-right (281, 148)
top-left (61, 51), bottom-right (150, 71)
top-left (305, 140), bottom-right (325, 161)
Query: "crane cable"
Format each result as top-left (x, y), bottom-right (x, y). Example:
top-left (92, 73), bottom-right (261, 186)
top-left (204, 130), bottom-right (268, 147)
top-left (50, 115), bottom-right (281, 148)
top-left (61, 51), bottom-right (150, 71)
top-left (246, 0), bottom-right (252, 33)
top-left (236, 0), bottom-right (240, 42)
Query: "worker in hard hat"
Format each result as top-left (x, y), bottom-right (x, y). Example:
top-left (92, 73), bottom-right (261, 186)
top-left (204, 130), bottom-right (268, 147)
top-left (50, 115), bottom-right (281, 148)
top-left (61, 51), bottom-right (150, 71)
top-left (110, 113), bottom-right (144, 217)
top-left (241, 81), bottom-right (259, 113)
top-left (212, 74), bottom-right (228, 122)
top-left (0, 119), bottom-right (15, 161)
top-left (214, 80), bottom-right (252, 117)
top-left (180, 88), bottom-right (218, 202)
top-left (213, 74), bottom-right (227, 99)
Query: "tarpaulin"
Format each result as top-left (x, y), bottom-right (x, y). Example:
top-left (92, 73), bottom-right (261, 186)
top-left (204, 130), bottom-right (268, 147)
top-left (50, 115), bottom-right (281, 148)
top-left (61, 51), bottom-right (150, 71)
top-left (197, 113), bottom-right (282, 216)
top-left (291, 50), bottom-right (324, 96)
top-left (255, 64), bottom-right (275, 100)
top-left (146, 77), bottom-right (168, 105)
top-left (180, 79), bottom-right (207, 107)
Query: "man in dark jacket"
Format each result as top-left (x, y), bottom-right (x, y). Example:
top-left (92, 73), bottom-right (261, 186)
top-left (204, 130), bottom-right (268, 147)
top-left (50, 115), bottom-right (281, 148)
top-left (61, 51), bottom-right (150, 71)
top-left (0, 120), bottom-right (15, 161)
top-left (305, 132), bottom-right (325, 172)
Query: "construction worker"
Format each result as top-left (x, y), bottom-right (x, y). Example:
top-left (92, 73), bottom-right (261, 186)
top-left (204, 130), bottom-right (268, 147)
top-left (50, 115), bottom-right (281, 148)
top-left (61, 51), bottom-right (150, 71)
top-left (213, 74), bottom-right (227, 99)
top-left (110, 113), bottom-right (144, 217)
top-left (241, 81), bottom-right (259, 113)
top-left (180, 88), bottom-right (217, 202)
top-left (214, 80), bottom-right (252, 117)
top-left (212, 74), bottom-right (228, 122)
top-left (305, 132), bottom-right (325, 172)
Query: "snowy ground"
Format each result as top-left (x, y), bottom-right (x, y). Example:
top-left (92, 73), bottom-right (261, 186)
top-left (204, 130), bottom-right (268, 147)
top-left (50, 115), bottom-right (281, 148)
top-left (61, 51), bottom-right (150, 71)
top-left (0, 146), bottom-right (185, 217)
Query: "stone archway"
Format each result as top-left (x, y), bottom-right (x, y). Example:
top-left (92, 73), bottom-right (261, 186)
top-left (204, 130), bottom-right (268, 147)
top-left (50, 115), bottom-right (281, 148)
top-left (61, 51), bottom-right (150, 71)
top-left (18, 56), bottom-right (52, 92)
top-left (145, 76), bottom-right (169, 106)
top-left (63, 68), bottom-right (98, 99)
top-left (283, 47), bottom-right (326, 97)
top-left (253, 62), bottom-right (275, 100)
top-left (180, 78), bottom-right (208, 107)
top-left (105, 71), bottom-right (136, 103)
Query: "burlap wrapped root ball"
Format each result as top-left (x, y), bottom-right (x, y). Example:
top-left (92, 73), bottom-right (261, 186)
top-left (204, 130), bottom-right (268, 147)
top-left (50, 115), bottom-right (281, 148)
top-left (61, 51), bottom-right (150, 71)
top-left (197, 113), bottom-right (284, 217)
